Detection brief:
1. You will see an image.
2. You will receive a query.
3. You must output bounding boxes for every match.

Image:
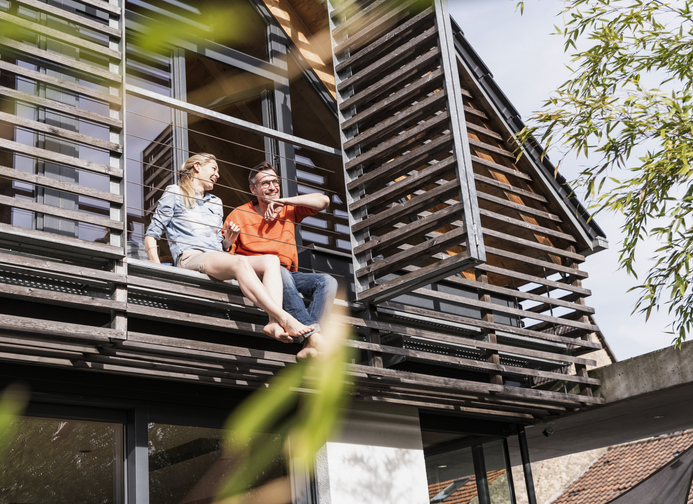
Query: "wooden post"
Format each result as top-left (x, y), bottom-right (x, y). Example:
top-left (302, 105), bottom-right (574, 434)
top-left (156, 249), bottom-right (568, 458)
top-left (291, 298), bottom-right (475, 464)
top-left (476, 270), bottom-right (503, 385)
top-left (566, 245), bottom-right (592, 397)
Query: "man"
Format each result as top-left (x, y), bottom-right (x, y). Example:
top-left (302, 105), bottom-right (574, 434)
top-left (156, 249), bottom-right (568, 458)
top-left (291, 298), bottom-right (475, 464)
top-left (225, 161), bottom-right (338, 359)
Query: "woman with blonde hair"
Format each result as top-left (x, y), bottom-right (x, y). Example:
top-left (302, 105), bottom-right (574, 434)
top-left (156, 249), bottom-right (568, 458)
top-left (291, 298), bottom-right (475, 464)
top-left (144, 153), bottom-right (312, 344)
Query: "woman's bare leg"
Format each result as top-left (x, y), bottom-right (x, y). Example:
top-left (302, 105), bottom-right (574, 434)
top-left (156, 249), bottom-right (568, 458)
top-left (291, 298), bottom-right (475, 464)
top-left (244, 255), bottom-right (287, 340)
top-left (203, 253), bottom-right (312, 341)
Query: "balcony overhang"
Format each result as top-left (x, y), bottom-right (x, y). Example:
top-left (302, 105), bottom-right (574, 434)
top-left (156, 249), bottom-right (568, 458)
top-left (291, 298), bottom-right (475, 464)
top-left (509, 340), bottom-right (693, 463)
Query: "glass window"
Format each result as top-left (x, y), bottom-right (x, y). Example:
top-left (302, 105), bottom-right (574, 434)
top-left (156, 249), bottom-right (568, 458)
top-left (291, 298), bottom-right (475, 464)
top-left (0, 416), bottom-right (124, 503)
top-left (126, 0), bottom-right (268, 61)
top-left (424, 433), bottom-right (515, 504)
top-left (148, 423), bottom-right (288, 504)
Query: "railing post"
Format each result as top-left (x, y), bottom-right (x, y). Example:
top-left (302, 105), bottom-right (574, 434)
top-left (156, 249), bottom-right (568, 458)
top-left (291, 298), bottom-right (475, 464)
top-left (476, 270), bottom-right (503, 385)
top-left (518, 425), bottom-right (538, 504)
top-left (566, 245), bottom-right (593, 397)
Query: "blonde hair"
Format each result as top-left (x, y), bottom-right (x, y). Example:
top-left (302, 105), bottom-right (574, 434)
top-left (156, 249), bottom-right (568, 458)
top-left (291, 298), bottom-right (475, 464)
top-left (179, 153), bottom-right (217, 209)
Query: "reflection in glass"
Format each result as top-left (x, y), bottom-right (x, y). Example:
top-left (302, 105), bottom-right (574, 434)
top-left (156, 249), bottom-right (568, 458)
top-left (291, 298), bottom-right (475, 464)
top-left (424, 435), bottom-right (514, 504)
top-left (0, 416), bottom-right (123, 504)
top-left (426, 444), bottom-right (479, 504)
top-left (148, 423), bottom-right (289, 504)
top-left (483, 440), bottom-right (513, 504)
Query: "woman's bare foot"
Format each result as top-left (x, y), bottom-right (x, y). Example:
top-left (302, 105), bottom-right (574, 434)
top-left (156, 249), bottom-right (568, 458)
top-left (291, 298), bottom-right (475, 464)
top-left (263, 322), bottom-right (293, 343)
top-left (278, 314), bottom-right (313, 338)
top-left (296, 331), bottom-right (325, 360)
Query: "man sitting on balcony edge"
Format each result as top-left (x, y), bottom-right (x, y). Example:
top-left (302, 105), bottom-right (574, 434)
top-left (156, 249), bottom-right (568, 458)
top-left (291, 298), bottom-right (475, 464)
top-left (224, 161), bottom-right (338, 359)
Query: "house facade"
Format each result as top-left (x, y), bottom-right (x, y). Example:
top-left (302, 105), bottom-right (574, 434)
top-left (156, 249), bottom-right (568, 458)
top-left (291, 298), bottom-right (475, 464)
top-left (0, 0), bottom-right (611, 502)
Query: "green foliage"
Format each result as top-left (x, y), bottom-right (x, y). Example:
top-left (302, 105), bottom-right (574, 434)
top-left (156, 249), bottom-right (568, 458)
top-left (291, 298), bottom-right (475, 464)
top-left (215, 316), bottom-right (354, 504)
top-left (0, 384), bottom-right (29, 460)
top-left (517, 0), bottom-right (693, 347)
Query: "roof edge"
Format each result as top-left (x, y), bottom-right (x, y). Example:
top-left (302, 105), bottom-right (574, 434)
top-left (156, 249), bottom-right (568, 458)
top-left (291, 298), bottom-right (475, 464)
top-left (450, 18), bottom-right (607, 255)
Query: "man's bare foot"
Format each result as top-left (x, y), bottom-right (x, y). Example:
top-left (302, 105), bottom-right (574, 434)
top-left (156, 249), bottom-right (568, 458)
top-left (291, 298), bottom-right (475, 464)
top-left (263, 322), bottom-right (293, 343)
top-left (296, 331), bottom-right (325, 360)
top-left (279, 314), bottom-right (313, 338)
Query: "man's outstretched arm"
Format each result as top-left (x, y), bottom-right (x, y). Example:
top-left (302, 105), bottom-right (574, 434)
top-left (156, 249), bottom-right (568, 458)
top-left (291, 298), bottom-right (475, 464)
top-left (265, 193), bottom-right (330, 222)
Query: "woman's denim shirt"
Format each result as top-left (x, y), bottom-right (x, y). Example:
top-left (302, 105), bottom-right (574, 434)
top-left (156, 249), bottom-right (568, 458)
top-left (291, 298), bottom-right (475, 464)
top-left (146, 185), bottom-right (223, 265)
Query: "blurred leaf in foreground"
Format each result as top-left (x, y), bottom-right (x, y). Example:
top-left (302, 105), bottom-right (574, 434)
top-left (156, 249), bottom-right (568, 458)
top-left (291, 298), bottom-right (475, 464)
top-left (215, 301), bottom-right (354, 504)
top-left (0, 383), bottom-right (30, 461)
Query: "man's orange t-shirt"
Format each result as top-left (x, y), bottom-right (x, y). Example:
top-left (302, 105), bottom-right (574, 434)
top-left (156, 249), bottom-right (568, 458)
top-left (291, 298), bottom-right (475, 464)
top-left (225, 201), bottom-right (318, 272)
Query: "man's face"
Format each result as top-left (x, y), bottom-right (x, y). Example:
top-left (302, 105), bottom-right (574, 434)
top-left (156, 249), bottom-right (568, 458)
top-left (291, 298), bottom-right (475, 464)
top-left (250, 169), bottom-right (281, 203)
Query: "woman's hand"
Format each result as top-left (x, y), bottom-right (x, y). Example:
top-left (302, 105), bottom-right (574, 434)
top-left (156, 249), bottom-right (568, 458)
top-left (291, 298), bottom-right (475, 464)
top-left (222, 221), bottom-right (240, 250)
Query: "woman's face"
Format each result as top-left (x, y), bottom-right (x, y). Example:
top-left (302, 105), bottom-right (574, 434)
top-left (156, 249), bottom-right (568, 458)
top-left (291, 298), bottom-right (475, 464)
top-left (194, 160), bottom-right (219, 192)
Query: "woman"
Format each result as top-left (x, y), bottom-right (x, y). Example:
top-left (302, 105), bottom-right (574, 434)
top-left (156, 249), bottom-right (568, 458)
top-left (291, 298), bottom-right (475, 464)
top-left (144, 153), bottom-right (312, 343)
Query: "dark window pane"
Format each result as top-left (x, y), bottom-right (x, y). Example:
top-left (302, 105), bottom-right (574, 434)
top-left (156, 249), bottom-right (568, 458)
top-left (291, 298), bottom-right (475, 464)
top-left (0, 416), bottom-right (123, 504)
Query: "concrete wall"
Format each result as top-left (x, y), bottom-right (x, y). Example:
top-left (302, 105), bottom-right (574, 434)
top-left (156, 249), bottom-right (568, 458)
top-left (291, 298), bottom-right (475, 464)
top-left (315, 402), bottom-right (430, 504)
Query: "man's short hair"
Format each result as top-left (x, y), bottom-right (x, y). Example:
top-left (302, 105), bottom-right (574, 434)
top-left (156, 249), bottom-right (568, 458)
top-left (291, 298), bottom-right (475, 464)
top-left (249, 161), bottom-right (279, 186)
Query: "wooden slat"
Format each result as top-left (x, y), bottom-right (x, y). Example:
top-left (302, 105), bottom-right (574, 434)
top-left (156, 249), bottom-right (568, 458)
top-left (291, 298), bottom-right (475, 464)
top-left (338, 25), bottom-right (438, 92)
top-left (468, 136), bottom-right (514, 160)
top-left (357, 224), bottom-right (467, 277)
top-left (73, 0), bottom-right (121, 16)
top-left (485, 246), bottom-right (587, 279)
top-left (471, 155), bottom-right (532, 182)
top-left (465, 121), bottom-right (503, 141)
top-left (352, 179), bottom-right (459, 234)
top-left (0, 313), bottom-right (123, 340)
top-left (342, 68), bottom-right (443, 131)
top-left (365, 388), bottom-right (562, 416)
top-left (479, 207), bottom-right (575, 242)
top-left (127, 304), bottom-right (266, 337)
top-left (347, 133), bottom-right (451, 191)
top-left (0, 87), bottom-right (123, 129)
top-left (0, 111), bottom-right (123, 152)
top-left (355, 245), bottom-right (474, 304)
top-left (483, 229), bottom-right (585, 263)
top-left (127, 274), bottom-right (249, 306)
top-left (0, 138), bottom-right (123, 177)
top-left (0, 282), bottom-right (124, 311)
top-left (408, 286), bottom-right (598, 332)
top-left (0, 37), bottom-right (121, 83)
top-left (15, 0), bottom-right (122, 37)
top-left (348, 363), bottom-right (602, 406)
top-left (126, 332), bottom-right (297, 364)
top-left (478, 190), bottom-right (561, 222)
top-left (423, 269), bottom-right (594, 315)
top-left (346, 111), bottom-right (449, 170)
top-left (333, 0), bottom-right (399, 39)
top-left (474, 172), bottom-right (547, 203)
top-left (340, 47), bottom-right (440, 112)
top-left (0, 11), bottom-right (121, 59)
top-left (0, 222), bottom-right (123, 258)
top-left (354, 201), bottom-right (464, 257)
top-left (349, 156), bottom-right (456, 212)
top-left (344, 90), bottom-right (447, 151)
top-left (345, 339), bottom-right (600, 385)
top-left (0, 194), bottom-right (123, 230)
top-left (0, 165), bottom-right (123, 204)
top-left (0, 60), bottom-right (122, 106)
top-left (373, 301), bottom-right (600, 352)
top-left (336, 6), bottom-right (434, 73)
top-left (333, 0), bottom-right (421, 55)
top-left (0, 251), bottom-right (124, 284)
top-left (462, 105), bottom-right (488, 121)
top-left (476, 263), bottom-right (591, 296)
top-left (0, 335), bottom-right (100, 354)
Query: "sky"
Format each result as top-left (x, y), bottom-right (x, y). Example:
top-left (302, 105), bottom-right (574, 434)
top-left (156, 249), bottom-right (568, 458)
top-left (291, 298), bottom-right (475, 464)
top-left (448, 0), bottom-right (675, 361)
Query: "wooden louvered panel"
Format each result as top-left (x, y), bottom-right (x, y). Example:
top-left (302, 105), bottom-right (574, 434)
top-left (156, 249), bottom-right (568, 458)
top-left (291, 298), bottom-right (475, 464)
top-left (0, 0), bottom-right (124, 253)
top-left (329, 0), bottom-right (484, 303)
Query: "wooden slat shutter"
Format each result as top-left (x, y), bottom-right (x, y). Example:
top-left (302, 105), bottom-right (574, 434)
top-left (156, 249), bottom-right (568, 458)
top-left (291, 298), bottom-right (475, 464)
top-left (329, 0), bottom-right (485, 304)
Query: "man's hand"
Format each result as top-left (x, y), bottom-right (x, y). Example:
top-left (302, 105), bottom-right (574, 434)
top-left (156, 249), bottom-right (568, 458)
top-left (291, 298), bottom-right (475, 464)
top-left (264, 199), bottom-right (285, 222)
top-left (222, 221), bottom-right (240, 250)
